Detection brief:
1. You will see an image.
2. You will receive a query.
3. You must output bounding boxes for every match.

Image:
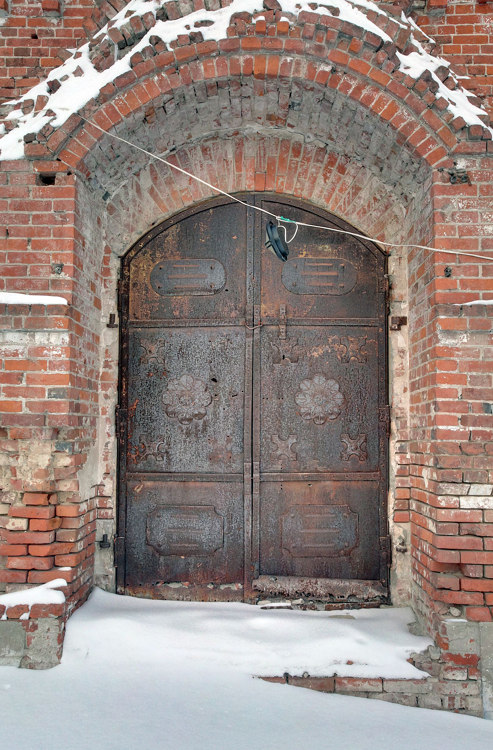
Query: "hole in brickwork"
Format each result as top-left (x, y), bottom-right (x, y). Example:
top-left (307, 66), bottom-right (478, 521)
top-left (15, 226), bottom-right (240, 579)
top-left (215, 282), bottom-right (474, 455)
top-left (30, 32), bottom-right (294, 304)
top-left (36, 173), bottom-right (56, 186)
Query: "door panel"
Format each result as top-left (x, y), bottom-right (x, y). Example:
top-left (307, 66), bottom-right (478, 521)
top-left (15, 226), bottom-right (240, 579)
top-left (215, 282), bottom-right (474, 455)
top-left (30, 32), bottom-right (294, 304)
top-left (120, 200), bottom-right (249, 600)
top-left (119, 195), bottom-right (388, 603)
top-left (259, 325), bottom-right (379, 474)
top-left (259, 480), bottom-right (379, 579)
top-left (128, 203), bottom-right (247, 322)
top-left (253, 197), bottom-right (386, 595)
top-left (125, 479), bottom-right (244, 592)
top-left (127, 327), bottom-right (245, 474)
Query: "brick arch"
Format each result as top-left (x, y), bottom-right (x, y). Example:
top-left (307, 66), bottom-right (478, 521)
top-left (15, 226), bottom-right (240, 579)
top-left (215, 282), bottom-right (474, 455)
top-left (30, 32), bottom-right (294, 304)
top-left (92, 132), bottom-right (426, 263)
top-left (21, 4), bottom-right (490, 176)
top-left (52, 56), bottom-right (453, 176)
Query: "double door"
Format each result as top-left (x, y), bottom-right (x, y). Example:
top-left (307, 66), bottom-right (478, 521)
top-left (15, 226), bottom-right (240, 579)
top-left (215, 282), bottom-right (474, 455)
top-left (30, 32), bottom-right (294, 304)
top-left (118, 196), bottom-right (389, 602)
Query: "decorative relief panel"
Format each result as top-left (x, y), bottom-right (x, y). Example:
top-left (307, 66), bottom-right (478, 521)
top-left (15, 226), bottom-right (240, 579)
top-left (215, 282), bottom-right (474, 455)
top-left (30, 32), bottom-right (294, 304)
top-left (146, 505), bottom-right (224, 557)
top-left (281, 504), bottom-right (358, 557)
top-left (138, 340), bottom-right (166, 369)
top-left (295, 374), bottom-right (344, 425)
top-left (130, 436), bottom-right (167, 464)
top-left (270, 339), bottom-right (301, 364)
top-left (163, 374), bottom-right (212, 424)
top-left (340, 433), bottom-right (368, 462)
top-left (150, 259), bottom-right (225, 296)
top-left (282, 258), bottom-right (357, 295)
top-left (270, 434), bottom-right (298, 464)
top-left (328, 335), bottom-right (369, 363)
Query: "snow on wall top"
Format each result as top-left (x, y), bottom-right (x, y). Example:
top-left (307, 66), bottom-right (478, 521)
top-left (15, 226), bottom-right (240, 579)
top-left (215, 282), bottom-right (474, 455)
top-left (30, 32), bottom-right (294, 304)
top-left (0, 0), bottom-right (491, 161)
top-left (0, 292), bottom-right (68, 306)
top-left (0, 579), bottom-right (66, 620)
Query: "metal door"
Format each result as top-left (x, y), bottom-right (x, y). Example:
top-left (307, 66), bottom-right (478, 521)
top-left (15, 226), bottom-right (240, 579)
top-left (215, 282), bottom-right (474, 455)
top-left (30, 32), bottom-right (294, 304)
top-left (118, 195), bottom-right (388, 603)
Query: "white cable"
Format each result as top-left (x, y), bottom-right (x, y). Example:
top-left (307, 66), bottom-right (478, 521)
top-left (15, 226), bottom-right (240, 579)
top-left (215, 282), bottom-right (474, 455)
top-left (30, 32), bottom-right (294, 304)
top-left (76, 115), bottom-right (493, 263)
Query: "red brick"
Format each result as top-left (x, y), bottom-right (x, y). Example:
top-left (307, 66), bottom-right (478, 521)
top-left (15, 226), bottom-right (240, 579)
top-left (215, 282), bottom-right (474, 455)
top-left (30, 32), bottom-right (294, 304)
top-left (7, 556), bottom-right (54, 570)
top-left (54, 553), bottom-right (83, 567)
top-left (6, 605), bottom-right (30, 619)
top-left (22, 492), bottom-right (50, 505)
top-left (30, 602), bottom-right (65, 618)
top-left (335, 677), bottom-right (383, 692)
top-left (465, 607), bottom-right (493, 622)
top-left (30, 517), bottom-right (63, 531)
top-left (436, 590), bottom-right (484, 605)
top-left (4, 531), bottom-right (55, 545)
top-left (0, 544), bottom-right (28, 556)
top-left (28, 542), bottom-right (73, 557)
top-left (461, 552), bottom-right (493, 565)
top-left (56, 504), bottom-right (87, 518)
top-left (462, 578), bottom-right (493, 592)
top-left (28, 568), bottom-right (77, 584)
top-left (0, 570), bottom-right (28, 584)
top-left (8, 505), bottom-right (55, 519)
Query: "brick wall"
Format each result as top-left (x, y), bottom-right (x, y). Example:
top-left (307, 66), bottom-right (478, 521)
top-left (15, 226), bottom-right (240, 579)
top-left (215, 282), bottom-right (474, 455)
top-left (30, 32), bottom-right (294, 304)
top-left (0, 159), bottom-right (97, 607)
top-left (414, 1), bottom-right (493, 120)
top-left (0, 0), bottom-right (492, 709)
top-left (1, 1), bottom-right (492, 117)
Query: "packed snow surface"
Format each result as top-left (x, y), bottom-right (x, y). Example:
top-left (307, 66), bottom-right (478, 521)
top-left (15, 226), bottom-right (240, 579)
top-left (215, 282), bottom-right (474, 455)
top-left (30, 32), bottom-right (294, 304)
top-left (1, 589), bottom-right (492, 750)
top-left (0, 292), bottom-right (68, 305)
top-left (0, 0), bottom-right (491, 160)
top-left (0, 580), bottom-right (66, 620)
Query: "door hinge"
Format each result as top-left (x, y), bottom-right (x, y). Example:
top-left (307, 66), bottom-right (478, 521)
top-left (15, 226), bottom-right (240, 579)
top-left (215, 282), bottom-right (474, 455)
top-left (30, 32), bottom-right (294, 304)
top-left (117, 277), bottom-right (127, 317)
top-left (380, 535), bottom-right (392, 567)
top-left (115, 404), bottom-right (127, 439)
top-left (114, 536), bottom-right (125, 563)
top-left (381, 274), bottom-right (391, 314)
top-left (379, 405), bottom-right (391, 438)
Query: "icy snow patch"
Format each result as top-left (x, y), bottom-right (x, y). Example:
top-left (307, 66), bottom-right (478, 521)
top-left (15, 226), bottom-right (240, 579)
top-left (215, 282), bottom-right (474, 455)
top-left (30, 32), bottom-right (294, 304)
top-left (0, 292), bottom-right (68, 305)
top-left (0, 580), bottom-right (66, 620)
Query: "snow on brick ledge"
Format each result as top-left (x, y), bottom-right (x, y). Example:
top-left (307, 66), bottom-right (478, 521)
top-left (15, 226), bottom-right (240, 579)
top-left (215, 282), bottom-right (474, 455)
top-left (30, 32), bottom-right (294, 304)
top-left (0, 579), bottom-right (67, 621)
top-left (0, 293), bottom-right (68, 306)
top-left (0, 0), bottom-right (492, 160)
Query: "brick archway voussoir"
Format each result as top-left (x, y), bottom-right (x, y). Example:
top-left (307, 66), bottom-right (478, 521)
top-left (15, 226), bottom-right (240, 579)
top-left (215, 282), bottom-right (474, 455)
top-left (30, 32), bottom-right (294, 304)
top-left (53, 57), bottom-right (455, 175)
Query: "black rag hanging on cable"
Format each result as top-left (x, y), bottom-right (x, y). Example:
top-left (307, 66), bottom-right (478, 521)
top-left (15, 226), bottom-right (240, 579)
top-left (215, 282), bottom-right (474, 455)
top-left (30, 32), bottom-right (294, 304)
top-left (265, 221), bottom-right (289, 262)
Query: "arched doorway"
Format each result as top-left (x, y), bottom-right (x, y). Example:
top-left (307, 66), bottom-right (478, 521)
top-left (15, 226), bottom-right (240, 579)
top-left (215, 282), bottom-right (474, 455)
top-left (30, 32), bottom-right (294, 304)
top-left (117, 195), bottom-right (389, 604)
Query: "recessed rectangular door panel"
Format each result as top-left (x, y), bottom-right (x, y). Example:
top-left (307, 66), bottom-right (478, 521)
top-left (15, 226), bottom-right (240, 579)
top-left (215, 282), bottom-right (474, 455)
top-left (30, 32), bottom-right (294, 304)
top-left (255, 197), bottom-right (386, 591)
top-left (259, 480), bottom-right (380, 580)
top-left (129, 202), bottom-right (247, 322)
top-left (125, 480), bottom-right (244, 587)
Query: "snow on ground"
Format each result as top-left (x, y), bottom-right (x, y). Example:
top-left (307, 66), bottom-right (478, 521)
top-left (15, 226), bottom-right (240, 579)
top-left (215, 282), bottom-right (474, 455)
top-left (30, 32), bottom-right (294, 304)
top-left (1, 0), bottom-right (491, 160)
top-left (2, 589), bottom-right (493, 750)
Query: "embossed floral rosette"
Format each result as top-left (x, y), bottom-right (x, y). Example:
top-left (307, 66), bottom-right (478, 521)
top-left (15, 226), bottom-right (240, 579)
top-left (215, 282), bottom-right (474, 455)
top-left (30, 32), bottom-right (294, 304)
top-left (295, 374), bottom-right (344, 425)
top-left (163, 374), bottom-right (212, 424)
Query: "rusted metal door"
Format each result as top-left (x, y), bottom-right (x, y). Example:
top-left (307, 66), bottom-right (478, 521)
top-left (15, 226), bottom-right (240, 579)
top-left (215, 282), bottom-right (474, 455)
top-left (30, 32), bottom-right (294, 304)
top-left (118, 196), bottom-right (388, 603)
